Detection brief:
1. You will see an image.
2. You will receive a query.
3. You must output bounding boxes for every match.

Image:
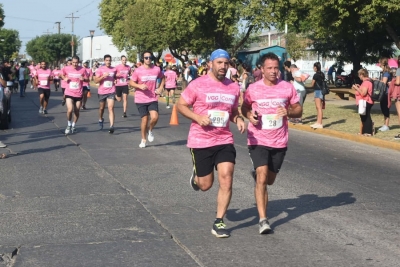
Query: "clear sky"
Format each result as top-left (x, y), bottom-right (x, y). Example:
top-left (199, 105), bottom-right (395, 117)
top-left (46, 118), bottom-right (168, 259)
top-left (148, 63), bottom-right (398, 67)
top-left (2, 0), bottom-right (104, 56)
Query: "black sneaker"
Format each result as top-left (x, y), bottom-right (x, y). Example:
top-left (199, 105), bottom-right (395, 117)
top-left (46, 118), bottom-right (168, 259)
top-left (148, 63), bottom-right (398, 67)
top-left (98, 118), bottom-right (104, 130)
top-left (122, 112), bottom-right (127, 118)
top-left (189, 166), bottom-right (199, 191)
top-left (61, 100), bottom-right (66, 106)
top-left (211, 220), bottom-right (230, 238)
top-left (394, 134), bottom-right (400, 140)
top-left (259, 219), bottom-right (271, 234)
top-left (109, 126), bottom-right (114, 134)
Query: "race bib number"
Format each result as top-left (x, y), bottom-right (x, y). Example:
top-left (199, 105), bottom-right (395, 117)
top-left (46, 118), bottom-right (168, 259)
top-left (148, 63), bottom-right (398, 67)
top-left (262, 114), bottom-right (283, 130)
top-left (40, 80), bottom-right (48, 86)
top-left (104, 81), bottom-right (113, 88)
top-left (70, 82), bottom-right (79, 89)
top-left (120, 78), bottom-right (126, 83)
top-left (208, 110), bottom-right (229, 127)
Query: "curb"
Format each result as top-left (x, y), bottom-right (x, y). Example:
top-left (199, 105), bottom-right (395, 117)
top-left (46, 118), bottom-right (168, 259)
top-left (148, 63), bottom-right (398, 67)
top-left (288, 123), bottom-right (400, 152)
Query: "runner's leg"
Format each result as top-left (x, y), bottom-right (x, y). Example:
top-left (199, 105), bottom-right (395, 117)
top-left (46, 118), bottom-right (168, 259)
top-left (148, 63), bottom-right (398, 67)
top-left (107, 98), bottom-right (115, 127)
top-left (216, 162), bottom-right (234, 219)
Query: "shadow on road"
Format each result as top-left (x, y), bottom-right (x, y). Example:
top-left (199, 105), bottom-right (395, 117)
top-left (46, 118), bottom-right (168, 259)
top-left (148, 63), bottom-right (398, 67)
top-left (226, 192), bottom-right (356, 232)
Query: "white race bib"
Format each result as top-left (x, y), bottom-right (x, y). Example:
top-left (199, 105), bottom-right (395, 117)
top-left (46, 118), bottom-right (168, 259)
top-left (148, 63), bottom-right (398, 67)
top-left (70, 81), bottom-right (79, 89)
top-left (262, 114), bottom-right (283, 130)
top-left (208, 110), bottom-right (229, 127)
top-left (104, 81), bottom-right (113, 88)
top-left (120, 78), bottom-right (126, 83)
top-left (40, 80), bottom-right (48, 86)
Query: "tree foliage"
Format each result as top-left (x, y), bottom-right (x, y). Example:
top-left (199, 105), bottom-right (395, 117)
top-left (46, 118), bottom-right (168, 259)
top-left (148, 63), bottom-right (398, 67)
top-left (0, 29), bottom-right (21, 60)
top-left (285, 33), bottom-right (309, 62)
top-left (26, 34), bottom-right (77, 65)
top-left (0, 3), bottom-right (4, 29)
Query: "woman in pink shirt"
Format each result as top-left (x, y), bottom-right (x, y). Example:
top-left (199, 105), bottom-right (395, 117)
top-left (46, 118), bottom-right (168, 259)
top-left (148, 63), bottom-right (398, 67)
top-left (163, 65), bottom-right (177, 108)
top-left (352, 69), bottom-right (374, 136)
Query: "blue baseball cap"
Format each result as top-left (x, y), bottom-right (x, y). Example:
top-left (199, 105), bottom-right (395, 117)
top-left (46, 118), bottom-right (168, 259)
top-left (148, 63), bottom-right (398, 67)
top-left (210, 49), bottom-right (230, 61)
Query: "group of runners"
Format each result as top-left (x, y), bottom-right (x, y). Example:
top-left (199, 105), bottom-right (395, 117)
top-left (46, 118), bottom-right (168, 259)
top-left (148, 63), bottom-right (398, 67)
top-left (26, 48), bottom-right (302, 238)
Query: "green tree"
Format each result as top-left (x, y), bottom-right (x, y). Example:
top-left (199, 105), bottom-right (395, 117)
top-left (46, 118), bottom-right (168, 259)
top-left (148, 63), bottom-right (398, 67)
top-left (0, 3), bottom-right (5, 29)
top-left (26, 34), bottom-right (77, 65)
top-left (0, 29), bottom-right (21, 60)
top-left (285, 33), bottom-right (309, 61)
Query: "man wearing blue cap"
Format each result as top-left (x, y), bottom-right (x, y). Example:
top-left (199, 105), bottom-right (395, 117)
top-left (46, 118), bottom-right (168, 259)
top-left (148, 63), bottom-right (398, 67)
top-left (177, 49), bottom-right (245, 238)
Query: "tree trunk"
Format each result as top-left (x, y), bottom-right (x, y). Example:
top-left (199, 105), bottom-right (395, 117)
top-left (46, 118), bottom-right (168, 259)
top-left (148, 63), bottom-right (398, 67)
top-left (385, 24), bottom-right (400, 50)
top-left (231, 25), bottom-right (254, 55)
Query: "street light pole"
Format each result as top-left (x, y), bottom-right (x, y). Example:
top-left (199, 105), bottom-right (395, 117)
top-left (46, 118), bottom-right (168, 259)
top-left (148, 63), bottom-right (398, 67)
top-left (90, 30), bottom-right (95, 63)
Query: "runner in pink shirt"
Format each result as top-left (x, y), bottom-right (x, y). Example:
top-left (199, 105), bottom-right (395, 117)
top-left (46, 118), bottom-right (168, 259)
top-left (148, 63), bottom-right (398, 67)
top-left (177, 49), bottom-right (245, 238)
top-left (61, 56), bottom-right (88, 135)
top-left (115, 55), bottom-right (131, 117)
top-left (81, 61), bottom-right (93, 110)
top-left (61, 59), bottom-right (72, 106)
top-left (241, 52), bottom-right (302, 234)
top-left (93, 54), bottom-right (117, 134)
top-left (163, 65), bottom-right (177, 109)
top-left (28, 61), bottom-right (37, 89)
top-left (130, 51), bottom-right (164, 148)
top-left (34, 61), bottom-right (52, 114)
top-left (52, 66), bottom-right (61, 91)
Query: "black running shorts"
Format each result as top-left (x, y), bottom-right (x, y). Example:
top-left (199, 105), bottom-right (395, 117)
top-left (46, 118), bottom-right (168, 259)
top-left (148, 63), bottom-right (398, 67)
top-left (116, 85), bottom-right (129, 97)
top-left (65, 95), bottom-right (83, 102)
top-left (248, 145), bottom-right (287, 174)
top-left (190, 144), bottom-right (236, 177)
top-left (38, 88), bottom-right (51, 100)
top-left (136, 101), bottom-right (158, 118)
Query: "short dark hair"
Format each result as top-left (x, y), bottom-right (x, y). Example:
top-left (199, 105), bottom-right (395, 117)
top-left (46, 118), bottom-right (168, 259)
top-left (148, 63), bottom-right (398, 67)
top-left (141, 50), bottom-right (153, 59)
top-left (284, 60), bottom-right (291, 68)
top-left (259, 53), bottom-right (280, 66)
top-left (72, 55), bottom-right (80, 61)
top-left (121, 55), bottom-right (126, 60)
top-left (104, 54), bottom-right (111, 60)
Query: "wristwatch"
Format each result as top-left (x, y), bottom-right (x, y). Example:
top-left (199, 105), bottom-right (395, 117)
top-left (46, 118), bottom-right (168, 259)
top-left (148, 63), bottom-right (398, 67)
top-left (235, 115), bottom-right (245, 123)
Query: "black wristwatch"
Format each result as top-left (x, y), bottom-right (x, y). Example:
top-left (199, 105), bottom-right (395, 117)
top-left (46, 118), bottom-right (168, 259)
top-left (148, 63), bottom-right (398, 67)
top-left (235, 115), bottom-right (244, 123)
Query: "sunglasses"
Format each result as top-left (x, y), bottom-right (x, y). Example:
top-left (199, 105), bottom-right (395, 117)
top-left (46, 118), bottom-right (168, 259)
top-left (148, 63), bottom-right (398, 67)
top-left (144, 56), bottom-right (152, 60)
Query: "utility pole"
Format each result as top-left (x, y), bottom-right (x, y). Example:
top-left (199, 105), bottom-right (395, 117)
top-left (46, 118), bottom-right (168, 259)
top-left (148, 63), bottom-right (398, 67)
top-left (43, 29), bottom-right (52, 34)
top-left (55, 22), bottom-right (61, 34)
top-left (65, 13), bottom-right (79, 57)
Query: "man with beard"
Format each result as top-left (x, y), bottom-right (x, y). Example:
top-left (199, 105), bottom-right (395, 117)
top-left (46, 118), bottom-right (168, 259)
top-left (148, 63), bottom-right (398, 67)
top-left (176, 49), bottom-right (245, 238)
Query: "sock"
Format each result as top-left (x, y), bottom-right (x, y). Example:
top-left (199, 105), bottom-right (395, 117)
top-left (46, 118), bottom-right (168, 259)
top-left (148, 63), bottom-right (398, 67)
top-left (166, 96), bottom-right (169, 106)
top-left (214, 218), bottom-right (223, 224)
top-left (259, 218), bottom-right (267, 223)
top-left (72, 122), bottom-right (76, 127)
top-left (68, 121), bottom-right (72, 126)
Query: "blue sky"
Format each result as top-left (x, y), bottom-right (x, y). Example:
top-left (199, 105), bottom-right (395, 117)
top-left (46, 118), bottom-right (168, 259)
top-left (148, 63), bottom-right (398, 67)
top-left (2, 0), bottom-right (104, 55)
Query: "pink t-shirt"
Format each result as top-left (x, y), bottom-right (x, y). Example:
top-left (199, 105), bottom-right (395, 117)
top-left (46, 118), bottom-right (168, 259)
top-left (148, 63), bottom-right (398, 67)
top-left (52, 70), bottom-right (61, 79)
top-left (36, 68), bottom-right (51, 89)
top-left (164, 70), bottom-right (177, 89)
top-left (29, 65), bottom-right (36, 77)
top-left (181, 74), bottom-right (240, 148)
top-left (62, 66), bottom-right (87, 98)
top-left (244, 79), bottom-right (300, 148)
top-left (83, 67), bottom-right (92, 87)
top-left (355, 80), bottom-right (373, 105)
top-left (131, 65), bottom-right (163, 103)
top-left (115, 64), bottom-right (131, 86)
top-left (96, 66), bottom-right (116, 95)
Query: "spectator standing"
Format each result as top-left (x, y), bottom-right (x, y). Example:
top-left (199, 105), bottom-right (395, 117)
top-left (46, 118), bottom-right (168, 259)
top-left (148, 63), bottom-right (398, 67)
top-left (310, 62), bottom-right (325, 128)
top-left (283, 61), bottom-right (293, 82)
top-left (352, 69), bottom-right (374, 136)
top-left (327, 65), bottom-right (336, 85)
top-left (18, 62), bottom-right (27, 97)
top-left (378, 58), bottom-right (392, 132)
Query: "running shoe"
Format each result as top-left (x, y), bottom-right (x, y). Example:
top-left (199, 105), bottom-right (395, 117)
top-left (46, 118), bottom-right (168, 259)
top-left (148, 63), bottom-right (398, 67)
top-left (311, 124), bottom-right (323, 129)
top-left (43, 109), bottom-right (48, 114)
top-left (98, 118), bottom-right (104, 130)
top-left (39, 107), bottom-right (43, 114)
top-left (148, 131), bottom-right (155, 142)
top-left (189, 166), bottom-right (199, 191)
top-left (71, 127), bottom-right (76, 133)
top-left (211, 220), bottom-right (230, 238)
top-left (81, 105), bottom-right (87, 110)
top-left (379, 125), bottom-right (389, 132)
top-left (109, 126), bottom-right (114, 134)
top-left (394, 134), bottom-right (400, 140)
top-left (139, 140), bottom-right (146, 148)
top-left (61, 100), bottom-right (66, 106)
top-left (166, 105), bottom-right (171, 109)
top-left (122, 112), bottom-right (127, 118)
top-left (30, 85), bottom-right (33, 89)
top-left (65, 126), bottom-right (71, 135)
top-left (259, 219), bottom-right (271, 234)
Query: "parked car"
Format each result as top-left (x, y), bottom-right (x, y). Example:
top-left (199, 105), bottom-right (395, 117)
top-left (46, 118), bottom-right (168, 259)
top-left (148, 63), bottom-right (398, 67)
top-left (0, 81), bottom-right (12, 129)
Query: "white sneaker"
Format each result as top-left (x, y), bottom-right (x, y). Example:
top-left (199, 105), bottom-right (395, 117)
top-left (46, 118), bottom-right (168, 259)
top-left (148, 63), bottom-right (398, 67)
top-left (0, 141), bottom-right (7, 148)
top-left (166, 105), bottom-right (171, 109)
top-left (65, 126), bottom-right (71, 135)
top-left (148, 131), bottom-right (154, 142)
top-left (30, 85), bottom-right (33, 89)
top-left (139, 140), bottom-right (146, 148)
top-left (379, 125), bottom-right (389, 132)
top-left (39, 107), bottom-right (43, 114)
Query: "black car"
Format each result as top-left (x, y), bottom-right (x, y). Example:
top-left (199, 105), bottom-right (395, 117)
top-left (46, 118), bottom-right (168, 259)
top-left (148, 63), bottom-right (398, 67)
top-left (0, 80), bottom-right (12, 129)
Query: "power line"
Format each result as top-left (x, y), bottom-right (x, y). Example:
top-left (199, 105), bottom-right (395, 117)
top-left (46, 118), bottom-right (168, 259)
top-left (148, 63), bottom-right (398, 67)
top-left (74, 0), bottom-right (97, 13)
top-left (6, 16), bottom-right (54, 23)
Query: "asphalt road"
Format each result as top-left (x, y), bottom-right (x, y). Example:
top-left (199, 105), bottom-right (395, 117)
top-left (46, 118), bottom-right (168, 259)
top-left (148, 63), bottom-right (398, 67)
top-left (0, 86), bottom-right (399, 267)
